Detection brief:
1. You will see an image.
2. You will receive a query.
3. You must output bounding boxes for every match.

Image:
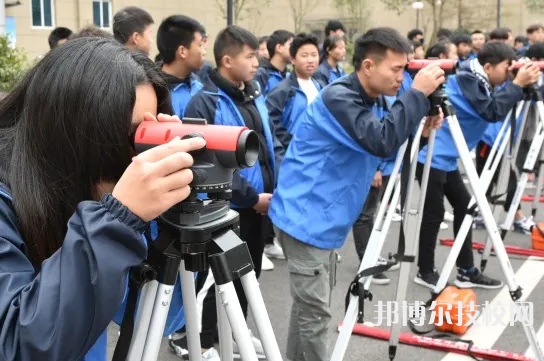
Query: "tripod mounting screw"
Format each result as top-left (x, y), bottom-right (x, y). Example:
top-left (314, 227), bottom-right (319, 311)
top-left (162, 301), bottom-right (169, 306)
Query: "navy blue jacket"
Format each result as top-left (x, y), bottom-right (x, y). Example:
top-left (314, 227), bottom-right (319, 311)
top-left (184, 72), bottom-right (282, 208)
top-left (0, 184), bottom-right (188, 361)
top-left (195, 61), bottom-right (213, 83)
top-left (418, 61), bottom-right (524, 171)
top-left (165, 72), bottom-right (203, 117)
top-left (265, 72), bottom-right (322, 149)
top-left (269, 72), bottom-right (430, 249)
top-left (313, 60), bottom-right (346, 87)
top-left (254, 59), bottom-right (288, 95)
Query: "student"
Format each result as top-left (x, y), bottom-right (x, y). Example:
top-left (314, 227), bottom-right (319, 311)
top-left (0, 37), bottom-right (203, 361)
top-left (425, 40), bottom-right (458, 60)
top-left (269, 27), bottom-right (445, 361)
top-left (157, 15), bottom-right (206, 117)
top-left (113, 6), bottom-right (154, 55)
top-left (515, 35), bottom-right (528, 52)
top-left (313, 35), bottom-right (346, 87)
top-left (517, 24), bottom-right (544, 57)
top-left (324, 19), bottom-right (346, 38)
top-left (255, 30), bottom-right (294, 94)
top-left (489, 28), bottom-right (510, 43)
top-left (470, 30), bottom-right (486, 59)
top-left (453, 33), bottom-right (472, 61)
top-left (412, 40), bottom-right (425, 60)
top-left (195, 32), bottom-right (214, 82)
top-left (407, 28), bottom-right (424, 44)
top-left (184, 25), bottom-right (281, 358)
top-left (48, 27), bottom-right (73, 49)
top-left (258, 36), bottom-right (270, 60)
top-left (415, 42), bottom-right (540, 290)
top-left (266, 33), bottom-right (321, 149)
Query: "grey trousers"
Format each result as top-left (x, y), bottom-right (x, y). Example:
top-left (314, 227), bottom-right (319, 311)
top-left (274, 226), bottom-right (336, 361)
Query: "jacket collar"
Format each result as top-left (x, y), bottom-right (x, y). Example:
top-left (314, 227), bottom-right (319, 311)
top-left (348, 72), bottom-right (378, 107)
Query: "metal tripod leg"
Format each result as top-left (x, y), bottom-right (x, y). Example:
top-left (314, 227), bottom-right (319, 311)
top-left (530, 140), bottom-right (544, 218)
top-left (179, 263), bottom-right (202, 361)
top-left (432, 109), bottom-right (513, 295)
top-left (502, 101), bottom-right (544, 236)
top-left (389, 128), bottom-right (436, 359)
top-left (217, 284), bottom-right (234, 361)
top-left (127, 281), bottom-right (159, 361)
top-left (330, 120), bottom-right (426, 361)
top-left (448, 112), bottom-right (544, 361)
top-left (481, 102), bottom-right (530, 270)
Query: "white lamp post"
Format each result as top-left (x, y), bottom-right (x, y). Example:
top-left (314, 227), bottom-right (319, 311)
top-left (412, 1), bottom-right (424, 29)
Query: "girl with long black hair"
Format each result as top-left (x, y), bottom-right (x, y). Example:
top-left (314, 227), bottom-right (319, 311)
top-left (313, 35), bottom-right (346, 87)
top-left (0, 37), bottom-right (204, 361)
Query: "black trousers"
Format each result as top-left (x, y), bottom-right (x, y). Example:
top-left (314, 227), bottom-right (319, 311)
top-left (417, 163), bottom-right (474, 274)
top-left (475, 141), bottom-right (518, 212)
top-left (194, 208), bottom-right (266, 347)
top-left (352, 176), bottom-right (390, 261)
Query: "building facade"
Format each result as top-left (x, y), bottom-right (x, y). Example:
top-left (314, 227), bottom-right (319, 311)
top-left (4, 0), bottom-right (543, 60)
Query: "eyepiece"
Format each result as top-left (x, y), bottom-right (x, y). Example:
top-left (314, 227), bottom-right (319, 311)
top-left (236, 129), bottom-right (259, 168)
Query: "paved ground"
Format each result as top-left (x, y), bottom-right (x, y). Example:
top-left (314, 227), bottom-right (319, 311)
top-left (107, 182), bottom-right (544, 361)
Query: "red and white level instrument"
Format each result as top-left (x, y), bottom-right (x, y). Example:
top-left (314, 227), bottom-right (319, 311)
top-left (350, 323), bottom-right (536, 361)
top-left (440, 239), bottom-right (544, 258)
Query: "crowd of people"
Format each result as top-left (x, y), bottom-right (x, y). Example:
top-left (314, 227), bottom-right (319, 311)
top-left (0, 5), bottom-right (542, 361)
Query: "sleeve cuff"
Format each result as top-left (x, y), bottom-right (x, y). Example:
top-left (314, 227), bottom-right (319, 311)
top-left (100, 193), bottom-right (146, 233)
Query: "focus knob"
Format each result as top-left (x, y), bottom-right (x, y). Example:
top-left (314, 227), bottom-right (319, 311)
top-left (182, 132), bottom-right (206, 157)
top-left (190, 168), bottom-right (207, 186)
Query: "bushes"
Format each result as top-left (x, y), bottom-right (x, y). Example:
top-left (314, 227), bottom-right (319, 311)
top-left (0, 35), bottom-right (28, 92)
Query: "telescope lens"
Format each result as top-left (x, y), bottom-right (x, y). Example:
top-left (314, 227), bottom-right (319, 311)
top-left (236, 130), bottom-right (259, 168)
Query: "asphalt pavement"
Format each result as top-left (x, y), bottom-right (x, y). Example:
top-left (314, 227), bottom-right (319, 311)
top-left (107, 181), bottom-right (544, 361)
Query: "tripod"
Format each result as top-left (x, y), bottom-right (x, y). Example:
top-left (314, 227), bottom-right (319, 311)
top-left (114, 196), bottom-right (283, 361)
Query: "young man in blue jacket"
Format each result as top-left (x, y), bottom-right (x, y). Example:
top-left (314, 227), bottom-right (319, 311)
top-left (269, 27), bottom-right (446, 361)
top-left (415, 42), bottom-right (540, 290)
top-left (266, 32), bottom-right (321, 149)
top-left (184, 25), bottom-right (283, 358)
top-left (255, 29), bottom-right (294, 95)
top-left (157, 15), bottom-right (206, 118)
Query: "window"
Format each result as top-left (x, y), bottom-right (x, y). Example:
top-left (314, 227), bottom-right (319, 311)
top-left (93, 1), bottom-right (112, 28)
top-left (32, 0), bottom-right (54, 28)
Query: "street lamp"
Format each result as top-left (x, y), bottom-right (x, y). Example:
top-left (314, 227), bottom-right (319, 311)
top-left (412, 1), bottom-right (424, 29)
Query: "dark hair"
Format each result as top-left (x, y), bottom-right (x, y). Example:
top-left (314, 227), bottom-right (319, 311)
top-left (214, 25), bottom-right (259, 67)
top-left (453, 33), bottom-right (471, 46)
top-left (527, 24), bottom-right (544, 35)
top-left (471, 29), bottom-right (484, 35)
top-left (437, 28), bottom-right (452, 40)
top-left (407, 28), bottom-right (423, 41)
top-left (489, 28), bottom-right (510, 41)
top-left (515, 35), bottom-right (528, 44)
top-left (289, 33), bottom-right (319, 58)
top-left (70, 25), bottom-right (113, 40)
top-left (259, 36), bottom-right (269, 45)
top-left (411, 40), bottom-right (423, 50)
top-left (353, 27), bottom-right (412, 71)
top-left (0, 37), bottom-right (171, 269)
top-left (525, 42), bottom-right (544, 60)
top-left (157, 15), bottom-right (205, 65)
top-left (325, 20), bottom-right (345, 36)
top-left (321, 35), bottom-right (345, 63)
top-left (267, 30), bottom-right (295, 58)
top-left (48, 27), bottom-right (73, 49)
top-left (113, 6), bottom-right (154, 44)
top-left (425, 41), bottom-right (452, 58)
top-left (477, 41), bottom-right (516, 66)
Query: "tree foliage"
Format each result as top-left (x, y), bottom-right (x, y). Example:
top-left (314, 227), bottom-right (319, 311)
top-left (0, 35), bottom-right (27, 92)
top-left (214, 0), bottom-right (269, 24)
top-left (333, 0), bottom-right (372, 35)
top-left (289, 0), bottom-right (320, 33)
top-left (525, 0), bottom-right (544, 13)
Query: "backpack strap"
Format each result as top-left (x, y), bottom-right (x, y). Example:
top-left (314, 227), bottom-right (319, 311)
top-left (0, 183), bottom-right (13, 202)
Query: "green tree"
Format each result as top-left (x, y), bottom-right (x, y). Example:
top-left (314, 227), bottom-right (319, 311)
top-left (288, 0), bottom-right (320, 32)
top-left (380, 0), bottom-right (449, 45)
top-left (525, 0), bottom-right (544, 13)
top-left (0, 35), bottom-right (27, 92)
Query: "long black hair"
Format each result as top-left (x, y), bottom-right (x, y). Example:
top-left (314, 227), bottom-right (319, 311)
top-left (0, 37), bottom-right (171, 268)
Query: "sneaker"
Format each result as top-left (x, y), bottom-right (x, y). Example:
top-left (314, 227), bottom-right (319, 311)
top-left (264, 239), bottom-right (285, 259)
top-left (371, 272), bottom-right (390, 285)
top-left (168, 337), bottom-right (221, 360)
top-left (472, 211), bottom-right (485, 229)
top-left (443, 211), bottom-right (454, 222)
top-left (455, 268), bottom-right (503, 289)
top-left (378, 256), bottom-right (400, 271)
top-left (261, 254), bottom-right (274, 271)
top-left (414, 270), bottom-right (440, 290)
top-left (514, 216), bottom-right (535, 235)
top-left (440, 222), bottom-right (448, 230)
top-left (233, 330), bottom-right (265, 359)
